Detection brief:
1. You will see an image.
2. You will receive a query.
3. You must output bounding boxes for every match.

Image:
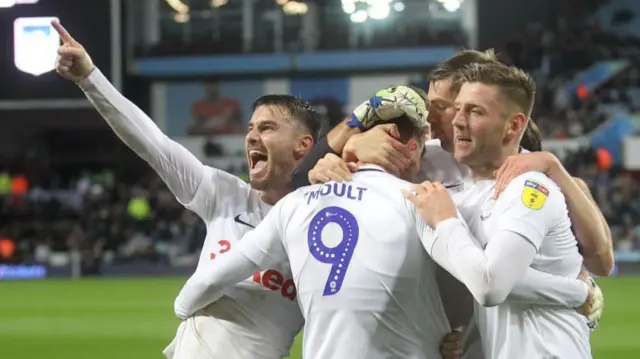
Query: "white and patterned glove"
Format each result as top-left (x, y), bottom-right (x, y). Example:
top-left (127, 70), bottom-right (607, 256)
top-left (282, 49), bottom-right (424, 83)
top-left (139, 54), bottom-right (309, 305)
top-left (347, 85), bottom-right (429, 131)
top-left (587, 277), bottom-right (604, 331)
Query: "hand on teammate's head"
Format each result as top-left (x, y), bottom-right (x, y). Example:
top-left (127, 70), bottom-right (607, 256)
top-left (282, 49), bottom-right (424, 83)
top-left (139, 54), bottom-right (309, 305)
top-left (308, 153), bottom-right (353, 184)
top-left (51, 20), bottom-right (95, 83)
top-left (343, 124), bottom-right (414, 175)
top-left (493, 151), bottom-right (560, 198)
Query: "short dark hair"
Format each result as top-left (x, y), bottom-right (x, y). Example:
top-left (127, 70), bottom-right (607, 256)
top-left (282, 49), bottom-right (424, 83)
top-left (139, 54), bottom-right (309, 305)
top-left (251, 95), bottom-right (321, 142)
top-left (374, 115), bottom-right (427, 146)
top-left (429, 49), bottom-right (500, 83)
top-left (521, 119), bottom-right (542, 152)
top-left (454, 62), bottom-right (536, 117)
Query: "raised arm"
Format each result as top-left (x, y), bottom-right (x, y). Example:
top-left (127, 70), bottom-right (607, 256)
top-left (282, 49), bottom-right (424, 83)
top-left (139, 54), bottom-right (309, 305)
top-left (53, 20), bottom-right (226, 218)
top-left (78, 69), bottom-right (205, 206)
top-left (569, 176), bottom-right (614, 275)
top-left (494, 152), bottom-right (614, 276)
top-left (291, 120), bottom-right (358, 188)
top-left (174, 198), bottom-right (289, 318)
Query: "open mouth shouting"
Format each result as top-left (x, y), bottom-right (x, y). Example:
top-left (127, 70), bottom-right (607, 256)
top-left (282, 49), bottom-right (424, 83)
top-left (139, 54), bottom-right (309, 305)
top-left (248, 149), bottom-right (269, 178)
top-left (456, 136), bottom-right (472, 145)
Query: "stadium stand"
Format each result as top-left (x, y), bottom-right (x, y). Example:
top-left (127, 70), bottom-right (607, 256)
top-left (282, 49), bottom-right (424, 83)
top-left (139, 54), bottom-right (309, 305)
top-left (1, 0), bottom-right (639, 270)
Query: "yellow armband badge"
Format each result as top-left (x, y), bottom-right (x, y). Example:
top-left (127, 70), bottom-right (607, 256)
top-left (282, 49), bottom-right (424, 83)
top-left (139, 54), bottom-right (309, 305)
top-left (521, 180), bottom-right (549, 210)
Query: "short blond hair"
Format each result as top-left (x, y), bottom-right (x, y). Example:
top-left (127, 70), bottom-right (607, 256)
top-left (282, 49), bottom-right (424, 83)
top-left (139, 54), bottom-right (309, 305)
top-left (455, 62), bottom-right (536, 117)
top-left (429, 49), bottom-right (500, 83)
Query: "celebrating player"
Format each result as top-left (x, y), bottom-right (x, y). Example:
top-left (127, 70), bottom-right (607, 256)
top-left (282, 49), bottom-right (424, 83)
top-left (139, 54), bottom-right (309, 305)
top-left (172, 108), bottom-right (458, 359)
top-left (407, 62), bottom-right (593, 359)
top-left (52, 20), bottom-right (317, 359)
top-left (299, 49), bottom-right (611, 359)
top-left (300, 49), bottom-right (612, 278)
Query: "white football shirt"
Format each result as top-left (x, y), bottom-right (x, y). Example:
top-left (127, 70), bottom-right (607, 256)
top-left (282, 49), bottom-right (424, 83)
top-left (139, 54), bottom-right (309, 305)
top-left (420, 141), bottom-right (590, 359)
top-left (175, 165), bottom-right (452, 359)
top-left (80, 69), bottom-right (303, 359)
top-left (434, 172), bottom-right (591, 359)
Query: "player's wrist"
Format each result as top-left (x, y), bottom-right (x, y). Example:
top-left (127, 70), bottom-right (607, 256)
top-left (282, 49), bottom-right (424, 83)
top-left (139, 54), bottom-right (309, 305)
top-left (543, 152), bottom-right (564, 177)
top-left (433, 214), bottom-right (458, 227)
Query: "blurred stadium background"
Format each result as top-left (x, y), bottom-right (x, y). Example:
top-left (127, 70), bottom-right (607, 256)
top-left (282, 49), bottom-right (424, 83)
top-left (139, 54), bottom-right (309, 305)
top-left (0, 0), bottom-right (639, 358)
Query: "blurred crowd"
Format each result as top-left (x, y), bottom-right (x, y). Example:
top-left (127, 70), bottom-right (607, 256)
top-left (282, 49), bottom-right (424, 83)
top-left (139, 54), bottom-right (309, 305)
top-left (2, 0), bottom-right (640, 270)
top-left (0, 170), bottom-right (206, 272)
top-left (498, 0), bottom-right (640, 139)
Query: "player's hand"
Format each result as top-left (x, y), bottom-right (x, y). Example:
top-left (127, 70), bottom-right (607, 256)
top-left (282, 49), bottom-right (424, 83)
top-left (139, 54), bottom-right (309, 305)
top-left (347, 85), bottom-right (429, 130)
top-left (343, 124), bottom-right (414, 175)
top-left (52, 20), bottom-right (95, 83)
top-left (403, 181), bottom-right (457, 228)
top-left (576, 272), bottom-right (604, 331)
top-left (494, 151), bottom-right (560, 198)
top-left (439, 330), bottom-right (462, 359)
top-left (308, 153), bottom-right (357, 184)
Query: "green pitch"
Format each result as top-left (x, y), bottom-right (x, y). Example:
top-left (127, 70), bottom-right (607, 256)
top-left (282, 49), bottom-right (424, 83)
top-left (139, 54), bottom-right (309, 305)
top-left (0, 277), bottom-right (638, 358)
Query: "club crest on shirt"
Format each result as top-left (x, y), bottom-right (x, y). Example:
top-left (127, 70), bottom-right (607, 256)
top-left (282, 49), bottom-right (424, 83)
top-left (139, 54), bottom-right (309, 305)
top-left (521, 180), bottom-right (549, 210)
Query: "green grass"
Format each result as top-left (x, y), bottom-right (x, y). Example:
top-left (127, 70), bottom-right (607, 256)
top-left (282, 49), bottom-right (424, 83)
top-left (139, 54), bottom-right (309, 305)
top-left (0, 277), bottom-right (638, 358)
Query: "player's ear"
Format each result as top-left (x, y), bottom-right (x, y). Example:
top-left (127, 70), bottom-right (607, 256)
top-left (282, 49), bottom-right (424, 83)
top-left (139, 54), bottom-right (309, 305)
top-left (505, 113), bottom-right (527, 144)
top-left (294, 133), bottom-right (314, 159)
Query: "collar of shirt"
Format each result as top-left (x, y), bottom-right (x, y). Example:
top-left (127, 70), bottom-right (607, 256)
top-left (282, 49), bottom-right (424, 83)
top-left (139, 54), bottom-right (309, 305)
top-left (355, 164), bottom-right (386, 173)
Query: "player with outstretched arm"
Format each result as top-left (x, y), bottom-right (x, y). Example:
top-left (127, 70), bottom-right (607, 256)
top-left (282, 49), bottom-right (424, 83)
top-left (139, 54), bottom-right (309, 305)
top-left (52, 20), bottom-right (316, 359)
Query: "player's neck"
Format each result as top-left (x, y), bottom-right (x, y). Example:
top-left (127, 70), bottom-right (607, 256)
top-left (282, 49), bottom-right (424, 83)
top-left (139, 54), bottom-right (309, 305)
top-left (470, 164), bottom-right (500, 181)
top-left (259, 187), bottom-right (290, 205)
top-left (469, 145), bottom-right (520, 181)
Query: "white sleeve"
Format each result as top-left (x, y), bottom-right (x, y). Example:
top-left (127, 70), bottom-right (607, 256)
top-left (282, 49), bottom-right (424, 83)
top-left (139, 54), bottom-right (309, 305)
top-left (174, 250), bottom-right (260, 319)
top-left (420, 217), bottom-right (586, 308)
top-left (236, 197), bottom-right (289, 268)
top-left (430, 218), bottom-right (537, 306)
top-left (509, 270), bottom-right (588, 307)
top-left (173, 198), bottom-right (290, 319)
top-left (78, 69), bottom-right (233, 220)
top-left (494, 172), bottom-right (565, 250)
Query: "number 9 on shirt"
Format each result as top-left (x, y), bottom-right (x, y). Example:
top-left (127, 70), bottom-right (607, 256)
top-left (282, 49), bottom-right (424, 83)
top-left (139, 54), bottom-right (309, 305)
top-left (307, 206), bottom-right (359, 296)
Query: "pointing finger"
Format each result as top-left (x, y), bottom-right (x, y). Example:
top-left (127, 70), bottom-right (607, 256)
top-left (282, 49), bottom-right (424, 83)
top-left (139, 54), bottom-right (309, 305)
top-left (58, 46), bottom-right (84, 59)
top-left (51, 20), bottom-right (75, 44)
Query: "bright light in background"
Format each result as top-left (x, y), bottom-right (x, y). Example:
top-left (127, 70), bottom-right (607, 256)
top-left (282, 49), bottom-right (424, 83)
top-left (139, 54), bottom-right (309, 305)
top-left (211, 0), bottom-right (228, 7)
top-left (393, 2), bottom-right (404, 11)
top-left (0, 0), bottom-right (16, 8)
top-left (282, 1), bottom-right (308, 15)
top-left (342, 1), bottom-right (356, 14)
top-left (368, 3), bottom-right (390, 20)
top-left (442, 0), bottom-right (460, 12)
top-left (165, 0), bottom-right (189, 23)
top-left (343, 0), bottom-right (401, 22)
top-left (165, 0), bottom-right (189, 13)
top-left (276, 0), bottom-right (288, 5)
top-left (174, 12), bottom-right (190, 23)
top-left (0, 0), bottom-right (39, 8)
top-left (350, 10), bottom-right (368, 23)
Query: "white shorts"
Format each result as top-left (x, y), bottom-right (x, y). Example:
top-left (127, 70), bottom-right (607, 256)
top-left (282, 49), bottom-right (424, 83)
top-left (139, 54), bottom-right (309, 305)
top-left (163, 315), bottom-right (246, 359)
top-left (163, 317), bottom-right (218, 359)
top-left (162, 310), bottom-right (285, 359)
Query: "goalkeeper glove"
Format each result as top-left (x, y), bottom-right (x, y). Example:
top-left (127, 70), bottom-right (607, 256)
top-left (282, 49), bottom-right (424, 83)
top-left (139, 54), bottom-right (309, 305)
top-left (347, 85), bottom-right (429, 131)
top-left (586, 277), bottom-right (604, 331)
